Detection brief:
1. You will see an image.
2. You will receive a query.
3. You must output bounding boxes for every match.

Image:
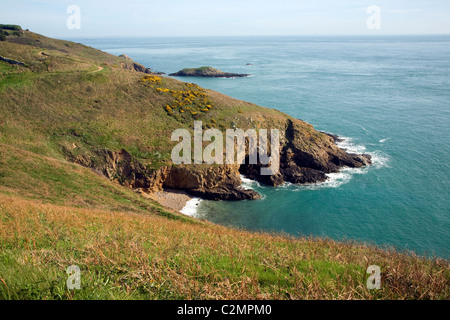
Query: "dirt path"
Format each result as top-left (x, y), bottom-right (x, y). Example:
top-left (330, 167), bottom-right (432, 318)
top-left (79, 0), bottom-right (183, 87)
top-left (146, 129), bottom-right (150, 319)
top-left (90, 66), bottom-right (104, 73)
top-left (38, 51), bottom-right (104, 74)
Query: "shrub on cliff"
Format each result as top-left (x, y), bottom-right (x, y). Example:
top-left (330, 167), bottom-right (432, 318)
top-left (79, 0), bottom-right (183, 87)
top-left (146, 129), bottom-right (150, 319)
top-left (0, 29), bottom-right (8, 41)
top-left (0, 25), bottom-right (23, 37)
top-left (0, 24), bottom-right (22, 31)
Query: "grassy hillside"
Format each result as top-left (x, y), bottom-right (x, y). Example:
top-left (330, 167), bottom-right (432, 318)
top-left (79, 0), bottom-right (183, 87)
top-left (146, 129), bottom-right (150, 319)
top-left (0, 28), bottom-right (448, 300)
top-left (1, 193), bottom-right (448, 300)
top-left (0, 30), bottom-right (288, 166)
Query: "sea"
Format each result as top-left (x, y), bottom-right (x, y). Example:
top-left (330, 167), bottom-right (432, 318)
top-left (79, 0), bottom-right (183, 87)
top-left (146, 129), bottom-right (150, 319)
top-left (76, 35), bottom-right (450, 258)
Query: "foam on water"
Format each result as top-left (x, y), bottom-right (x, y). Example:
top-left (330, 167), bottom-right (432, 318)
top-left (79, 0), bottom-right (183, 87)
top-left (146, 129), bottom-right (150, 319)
top-left (336, 136), bottom-right (367, 154)
top-left (287, 169), bottom-right (355, 191)
top-left (240, 174), bottom-right (263, 190)
top-left (337, 136), bottom-right (390, 169)
top-left (240, 175), bottom-right (268, 199)
top-left (239, 136), bottom-right (390, 192)
top-left (180, 198), bottom-right (202, 217)
top-left (348, 122), bottom-right (370, 135)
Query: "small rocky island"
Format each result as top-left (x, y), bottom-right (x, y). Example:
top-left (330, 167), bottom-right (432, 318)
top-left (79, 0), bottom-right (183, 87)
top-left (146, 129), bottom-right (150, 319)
top-left (169, 66), bottom-right (249, 78)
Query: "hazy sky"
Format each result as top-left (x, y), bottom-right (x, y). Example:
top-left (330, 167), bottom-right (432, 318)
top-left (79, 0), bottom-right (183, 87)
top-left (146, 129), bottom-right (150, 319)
top-left (1, 0), bottom-right (450, 38)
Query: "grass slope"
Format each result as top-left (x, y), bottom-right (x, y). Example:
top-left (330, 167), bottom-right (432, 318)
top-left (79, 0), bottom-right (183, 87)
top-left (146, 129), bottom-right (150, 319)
top-left (1, 194), bottom-right (448, 300)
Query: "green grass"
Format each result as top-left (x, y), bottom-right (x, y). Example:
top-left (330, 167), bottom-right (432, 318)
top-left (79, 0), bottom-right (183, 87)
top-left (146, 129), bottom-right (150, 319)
top-left (0, 70), bottom-right (32, 91)
top-left (0, 194), bottom-right (448, 300)
top-left (0, 28), bottom-right (448, 300)
top-left (182, 66), bottom-right (214, 72)
top-left (0, 144), bottom-right (179, 217)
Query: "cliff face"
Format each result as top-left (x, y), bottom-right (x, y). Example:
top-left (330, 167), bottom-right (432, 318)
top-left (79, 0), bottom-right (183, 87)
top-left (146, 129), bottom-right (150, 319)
top-left (118, 54), bottom-right (156, 74)
top-left (240, 119), bottom-right (371, 186)
top-left (68, 148), bottom-right (260, 201)
top-left (163, 165), bottom-right (260, 200)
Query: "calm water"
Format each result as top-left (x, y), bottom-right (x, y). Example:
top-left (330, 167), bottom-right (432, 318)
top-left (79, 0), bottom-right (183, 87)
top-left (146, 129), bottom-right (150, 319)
top-left (77, 36), bottom-right (450, 258)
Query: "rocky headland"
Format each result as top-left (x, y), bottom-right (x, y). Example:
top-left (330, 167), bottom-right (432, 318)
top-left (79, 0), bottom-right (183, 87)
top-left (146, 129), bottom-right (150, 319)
top-left (119, 53), bottom-right (165, 75)
top-left (66, 118), bottom-right (371, 202)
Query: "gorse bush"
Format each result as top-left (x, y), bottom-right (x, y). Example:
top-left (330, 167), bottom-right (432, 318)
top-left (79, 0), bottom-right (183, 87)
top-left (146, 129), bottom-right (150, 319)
top-left (140, 75), bottom-right (162, 86)
top-left (0, 29), bottom-right (8, 41)
top-left (141, 76), bottom-right (214, 120)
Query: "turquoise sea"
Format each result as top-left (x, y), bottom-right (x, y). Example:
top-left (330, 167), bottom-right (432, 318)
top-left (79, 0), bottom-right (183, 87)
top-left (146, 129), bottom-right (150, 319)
top-left (77, 36), bottom-right (450, 258)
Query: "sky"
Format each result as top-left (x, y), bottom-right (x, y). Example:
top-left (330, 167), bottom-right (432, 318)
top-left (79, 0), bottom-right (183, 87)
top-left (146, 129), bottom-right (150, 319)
top-left (1, 0), bottom-right (450, 38)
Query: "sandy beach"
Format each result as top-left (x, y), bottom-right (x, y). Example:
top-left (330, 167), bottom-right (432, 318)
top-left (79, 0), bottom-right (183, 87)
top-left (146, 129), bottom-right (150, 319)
top-left (150, 188), bottom-right (194, 213)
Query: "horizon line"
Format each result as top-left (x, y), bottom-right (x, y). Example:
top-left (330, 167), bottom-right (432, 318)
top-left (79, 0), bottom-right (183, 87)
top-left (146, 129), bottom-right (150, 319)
top-left (59, 33), bottom-right (450, 40)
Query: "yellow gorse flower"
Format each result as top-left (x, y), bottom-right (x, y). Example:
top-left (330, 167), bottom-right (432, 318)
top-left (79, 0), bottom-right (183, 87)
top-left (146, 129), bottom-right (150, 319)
top-left (140, 76), bottom-right (215, 119)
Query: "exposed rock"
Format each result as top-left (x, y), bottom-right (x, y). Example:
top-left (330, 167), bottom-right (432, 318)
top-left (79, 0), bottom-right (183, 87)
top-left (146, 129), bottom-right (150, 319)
top-left (163, 165), bottom-right (260, 200)
top-left (169, 66), bottom-right (249, 78)
top-left (68, 149), bottom-right (259, 201)
top-left (66, 118), bottom-right (371, 202)
top-left (119, 54), bottom-right (132, 61)
top-left (118, 53), bottom-right (165, 74)
top-left (120, 61), bottom-right (152, 74)
top-left (321, 131), bottom-right (344, 143)
top-left (239, 118), bottom-right (372, 186)
top-left (150, 71), bottom-right (166, 75)
top-left (188, 186), bottom-right (260, 201)
top-left (69, 148), bottom-right (160, 190)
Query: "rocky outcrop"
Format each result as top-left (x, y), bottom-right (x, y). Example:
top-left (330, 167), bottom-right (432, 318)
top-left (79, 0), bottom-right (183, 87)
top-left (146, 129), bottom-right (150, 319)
top-left (68, 149), bottom-right (259, 201)
top-left (169, 67), bottom-right (249, 78)
top-left (118, 54), bottom-right (165, 75)
top-left (239, 119), bottom-right (372, 186)
top-left (68, 148), bottom-right (160, 190)
top-left (163, 165), bottom-right (260, 200)
top-left (66, 118), bottom-right (371, 202)
top-left (119, 54), bottom-right (132, 61)
top-left (0, 55), bottom-right (27, 67)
